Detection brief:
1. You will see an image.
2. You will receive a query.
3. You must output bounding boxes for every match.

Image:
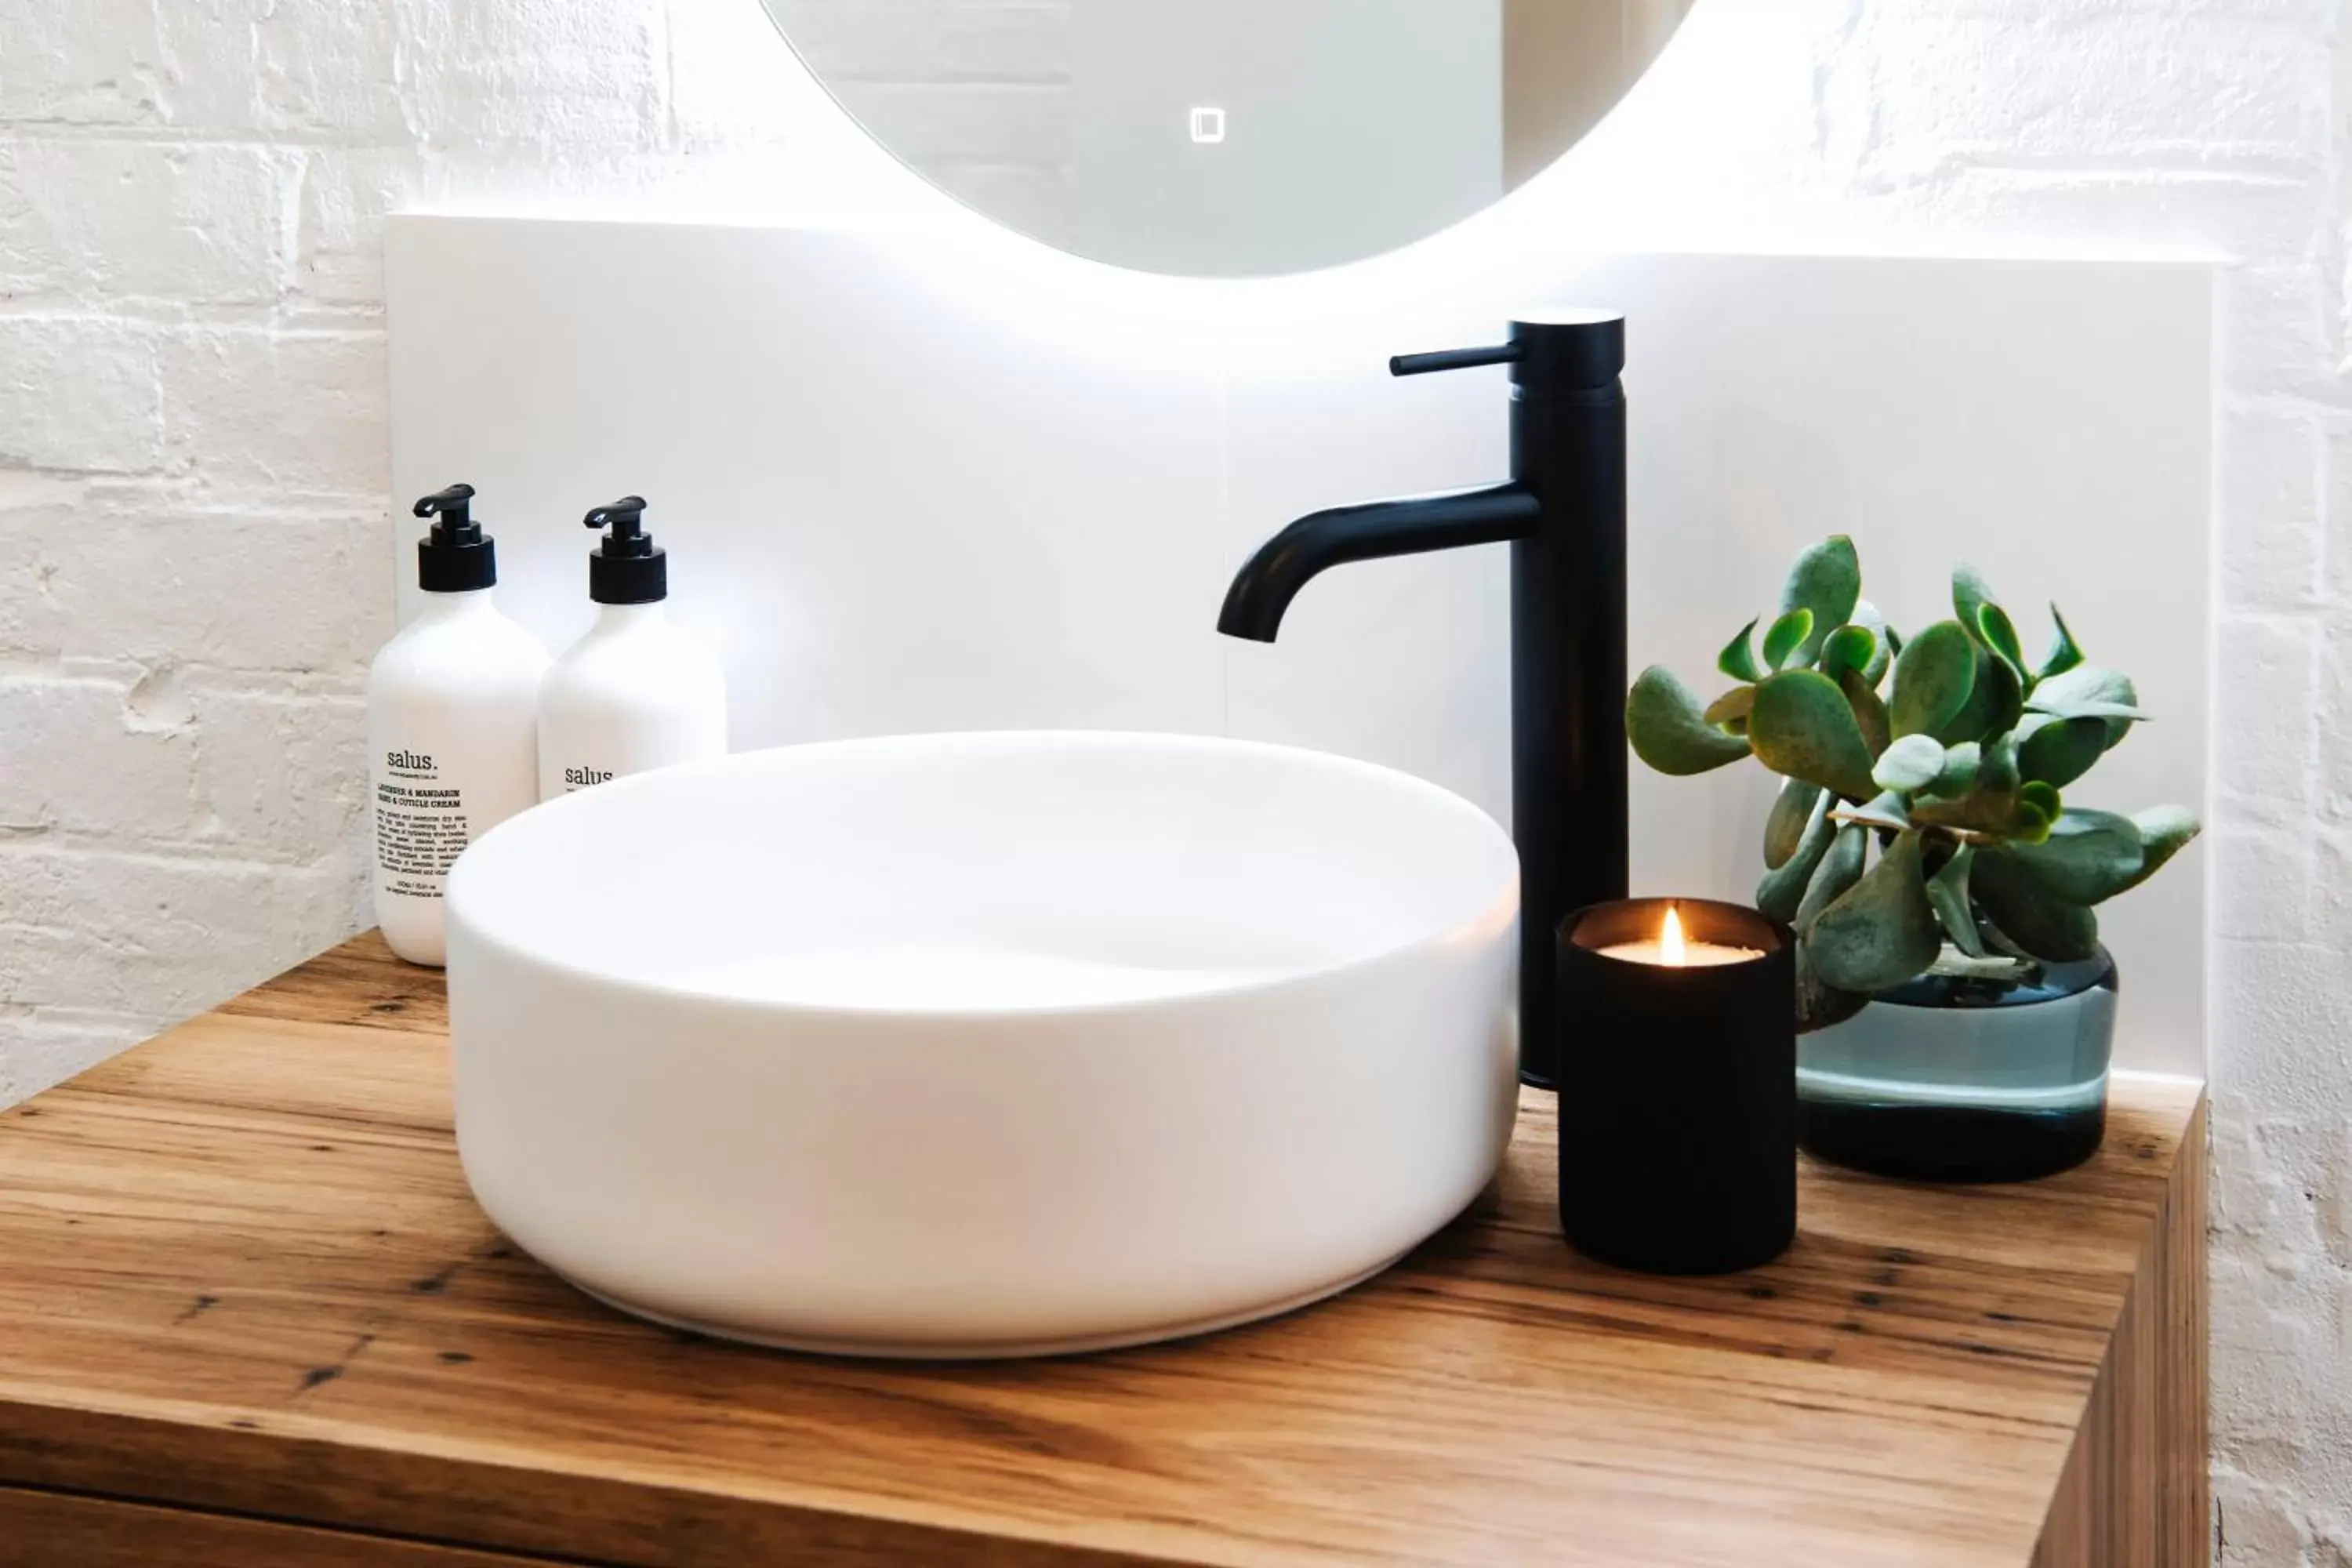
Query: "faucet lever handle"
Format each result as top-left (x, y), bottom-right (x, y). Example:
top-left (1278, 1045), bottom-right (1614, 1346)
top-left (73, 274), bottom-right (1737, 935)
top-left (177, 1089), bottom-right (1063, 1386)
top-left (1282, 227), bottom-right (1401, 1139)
top-left (1388, 343), bottom-right (1523, 377)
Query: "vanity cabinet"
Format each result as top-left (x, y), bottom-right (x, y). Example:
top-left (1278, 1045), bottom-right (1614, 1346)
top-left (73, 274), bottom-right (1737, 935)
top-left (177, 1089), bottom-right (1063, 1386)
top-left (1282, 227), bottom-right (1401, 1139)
top-left (0, 936), bottom-right (2205, 1566)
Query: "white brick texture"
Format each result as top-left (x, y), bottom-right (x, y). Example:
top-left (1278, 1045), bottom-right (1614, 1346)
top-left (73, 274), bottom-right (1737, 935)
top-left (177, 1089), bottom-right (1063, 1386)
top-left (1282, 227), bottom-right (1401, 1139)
top-left (0, 0), bottom-right (795, 1105)
top-left (1, 0), bottom-right (2347, 1556)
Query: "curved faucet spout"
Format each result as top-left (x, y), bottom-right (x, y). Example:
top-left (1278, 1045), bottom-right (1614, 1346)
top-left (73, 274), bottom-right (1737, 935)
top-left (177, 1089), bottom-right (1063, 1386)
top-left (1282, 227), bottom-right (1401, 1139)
top-left (1215, 482), bottom-right (1541, 642)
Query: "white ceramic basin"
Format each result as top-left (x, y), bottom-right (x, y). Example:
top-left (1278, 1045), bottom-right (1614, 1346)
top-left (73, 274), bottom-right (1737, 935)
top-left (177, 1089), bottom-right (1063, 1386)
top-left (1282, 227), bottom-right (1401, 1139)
top-left (445, 731), bottom-right (1519, 1357)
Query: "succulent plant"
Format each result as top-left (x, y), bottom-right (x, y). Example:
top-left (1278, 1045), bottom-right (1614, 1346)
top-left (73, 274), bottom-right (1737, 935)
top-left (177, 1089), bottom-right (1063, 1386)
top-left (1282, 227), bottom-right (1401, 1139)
top-left (1625, 536), bottom-right (2199, 1032)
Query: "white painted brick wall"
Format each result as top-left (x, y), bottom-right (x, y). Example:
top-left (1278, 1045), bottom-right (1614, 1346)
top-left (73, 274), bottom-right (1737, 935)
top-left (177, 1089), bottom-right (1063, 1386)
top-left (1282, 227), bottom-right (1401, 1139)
top-left (0, 0), bottom-right (805, 1105)
top-left (3, 0), bottom-right (2348, 1556)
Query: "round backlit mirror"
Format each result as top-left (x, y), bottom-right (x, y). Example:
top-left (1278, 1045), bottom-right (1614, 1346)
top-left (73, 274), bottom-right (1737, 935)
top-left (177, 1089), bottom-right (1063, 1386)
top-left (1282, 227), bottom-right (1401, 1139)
top-left (758, 1), bottom-right (1698, 278)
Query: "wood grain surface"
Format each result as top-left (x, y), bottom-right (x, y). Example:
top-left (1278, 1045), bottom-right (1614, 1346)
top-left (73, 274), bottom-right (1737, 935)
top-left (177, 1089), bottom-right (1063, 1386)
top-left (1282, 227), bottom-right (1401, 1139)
top-left (0, 1484), bottom-right (581, 1567)
top-left (2031, 1098), bottom-right (2209, 1568)
top-left (0, 934), bottom-right (2207, 1567)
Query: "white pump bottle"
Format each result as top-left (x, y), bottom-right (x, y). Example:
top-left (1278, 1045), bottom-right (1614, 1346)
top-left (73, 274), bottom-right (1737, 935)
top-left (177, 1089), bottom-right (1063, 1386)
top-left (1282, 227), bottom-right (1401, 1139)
top-left (537, 495), bottom-right (727, 802)
top-left (368, 484), bottom-right (550, 967)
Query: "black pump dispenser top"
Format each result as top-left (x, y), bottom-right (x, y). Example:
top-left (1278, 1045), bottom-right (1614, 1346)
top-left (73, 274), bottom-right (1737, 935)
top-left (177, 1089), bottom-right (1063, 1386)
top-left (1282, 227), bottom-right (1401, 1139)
top-left (584, 495), bottom-right (667, 605)
top-left (414, 482), bottom-right (497, 592)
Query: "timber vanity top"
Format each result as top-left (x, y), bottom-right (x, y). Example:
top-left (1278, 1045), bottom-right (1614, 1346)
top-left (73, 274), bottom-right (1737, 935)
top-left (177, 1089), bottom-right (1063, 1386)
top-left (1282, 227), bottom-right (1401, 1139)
top-left (0, 936), bottom-right (2205, 1567)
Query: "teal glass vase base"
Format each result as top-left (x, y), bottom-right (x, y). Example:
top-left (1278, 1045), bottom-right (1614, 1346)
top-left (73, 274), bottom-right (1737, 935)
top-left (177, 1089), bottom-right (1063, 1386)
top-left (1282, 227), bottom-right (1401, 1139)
top-left (1796, 948), bottom-right (2118, 1184)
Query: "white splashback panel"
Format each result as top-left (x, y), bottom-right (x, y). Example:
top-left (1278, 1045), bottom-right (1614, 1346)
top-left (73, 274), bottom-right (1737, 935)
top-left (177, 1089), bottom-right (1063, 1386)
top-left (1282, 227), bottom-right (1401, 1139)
top-left (387, 220), bottom-right (2212, 1074)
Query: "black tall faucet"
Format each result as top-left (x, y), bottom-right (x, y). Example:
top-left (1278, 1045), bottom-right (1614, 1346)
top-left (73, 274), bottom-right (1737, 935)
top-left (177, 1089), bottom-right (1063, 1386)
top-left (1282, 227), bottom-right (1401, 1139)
top-left (1217, 313), bottom-right (1630, 1088)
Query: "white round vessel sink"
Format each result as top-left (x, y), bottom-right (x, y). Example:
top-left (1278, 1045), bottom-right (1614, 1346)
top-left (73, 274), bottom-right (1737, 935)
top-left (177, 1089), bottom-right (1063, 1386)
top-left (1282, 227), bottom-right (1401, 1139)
top-left (446, 731), bottom-right (1519, 1358)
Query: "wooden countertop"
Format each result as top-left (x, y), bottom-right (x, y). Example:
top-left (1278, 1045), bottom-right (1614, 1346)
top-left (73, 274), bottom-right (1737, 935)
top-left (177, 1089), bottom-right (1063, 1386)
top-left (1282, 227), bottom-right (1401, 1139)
top-left (0, 935), bottom-right (2205, 1567)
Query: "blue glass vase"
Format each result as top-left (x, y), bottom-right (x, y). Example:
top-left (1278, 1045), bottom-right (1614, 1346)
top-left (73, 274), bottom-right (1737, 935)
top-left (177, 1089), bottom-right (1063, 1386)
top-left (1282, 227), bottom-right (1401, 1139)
top-left (1797, 948), bottom-right (2116, 1183)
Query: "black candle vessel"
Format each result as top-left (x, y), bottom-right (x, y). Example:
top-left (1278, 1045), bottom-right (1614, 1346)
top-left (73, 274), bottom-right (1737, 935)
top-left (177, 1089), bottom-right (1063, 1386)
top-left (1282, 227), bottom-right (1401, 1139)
top-left (1556, 897), bottom-right (1795, 1275)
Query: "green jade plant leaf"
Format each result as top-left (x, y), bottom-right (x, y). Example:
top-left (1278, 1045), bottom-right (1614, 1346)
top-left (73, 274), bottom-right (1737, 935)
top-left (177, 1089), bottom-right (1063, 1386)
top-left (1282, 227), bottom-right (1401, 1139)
top-left (1982, 605), bottom-right (2030, 682)
top-left (2017, 714), bottom-right (2108, 789)
top-left (1794, 822), bottom-right (1870, 931)
top-left (1626, 666), bottom-right (1751, 775)
top-left (1750, 670), bottom-right (1879, 802)
top-left (1931, 742), bottom-right (1981, 798)
top-left (1840, 666), bottom-right (1892, 757)
top-left (2117, 805), bottom-right (2200, 894)
top-left (1719, 619), bottom-right (1764, 684)
top-left (1762, 608), bottom-right (1816, 672)
top-left (1848, 601), bottom-right (1896, 684)
top-left (1952, 564), bottom-right (1999, 651)
top-left (1889, 621), bottom-right (1975, 739)
top-left (2038, 605), bottom-right (2085, 681)
top-left (1818, 623), bottom-right (1878, 684)
top-left (1623, 535), bottom-right (2201, 1030)
top-left (1777, 535), bottom-right (1860, 666)
top-left (1924, 844), bottom-right (1984, 957)
top-left (1872, 734), bottom-right (1947, 793)
top-left (1763, 779), bottom-right (1824, 869)
top-left (1809, 829), bottom-right (1943, 993)
top-left (1757, 787), bottom-right (1836, 924)
top-left (1936, 644), bottom-right (2023, 747)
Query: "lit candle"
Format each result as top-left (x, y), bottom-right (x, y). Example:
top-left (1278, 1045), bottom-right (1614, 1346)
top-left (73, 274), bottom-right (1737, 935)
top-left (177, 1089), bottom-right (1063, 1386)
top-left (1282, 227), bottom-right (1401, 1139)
top-left (1597, 904), bottom-right (1764, 968)
top-left (1557, 895), bottom-right (1796, 1275)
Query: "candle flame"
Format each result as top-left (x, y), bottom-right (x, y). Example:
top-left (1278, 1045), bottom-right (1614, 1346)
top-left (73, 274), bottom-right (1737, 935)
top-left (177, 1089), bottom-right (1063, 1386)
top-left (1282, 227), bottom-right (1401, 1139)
top-left (1661, 904), bottom-right (1688, 967)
